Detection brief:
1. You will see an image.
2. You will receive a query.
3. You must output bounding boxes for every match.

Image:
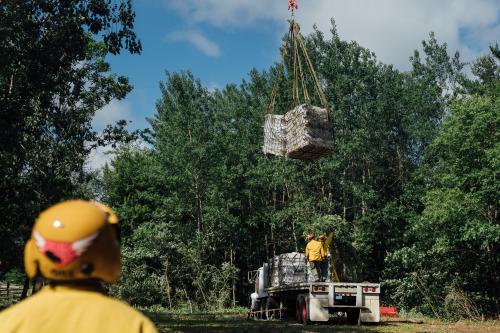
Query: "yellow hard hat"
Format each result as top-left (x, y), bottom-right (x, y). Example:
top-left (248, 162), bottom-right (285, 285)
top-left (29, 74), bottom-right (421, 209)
top-left (24, 200), bottom-right (121, 283)
top-left (92, 201), bottom-right (119, 225)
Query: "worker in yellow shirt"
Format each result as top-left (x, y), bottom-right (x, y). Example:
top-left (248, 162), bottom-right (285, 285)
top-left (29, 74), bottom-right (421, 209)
top-left (319, 232), bottom-right (340, 282)
top-left (305, 233), bottom-right (325, 282)
top-left (0, 200), bottom-right (158, 333)
top-left (318, 233), bottom-right (333, 282)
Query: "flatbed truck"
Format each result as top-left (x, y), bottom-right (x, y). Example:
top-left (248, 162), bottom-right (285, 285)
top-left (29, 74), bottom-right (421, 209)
top-left (249, 258), bottom-right (380, 325)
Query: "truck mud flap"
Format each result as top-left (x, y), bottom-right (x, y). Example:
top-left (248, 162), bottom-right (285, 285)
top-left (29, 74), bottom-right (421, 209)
top-left (309, 296), bottom-right (329, 322)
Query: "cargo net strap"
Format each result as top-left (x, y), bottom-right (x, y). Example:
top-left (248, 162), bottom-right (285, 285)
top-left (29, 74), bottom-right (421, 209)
top-left (267, 20), bottom-right (329, 117)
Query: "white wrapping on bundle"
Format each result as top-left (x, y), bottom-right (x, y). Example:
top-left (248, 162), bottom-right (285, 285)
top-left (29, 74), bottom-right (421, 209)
top-left (268, 252), bottom-right (317, 287)
top-left (262, 104), bottom-right (334, 160)
top-left (262, 114), bottom-right (287, 157)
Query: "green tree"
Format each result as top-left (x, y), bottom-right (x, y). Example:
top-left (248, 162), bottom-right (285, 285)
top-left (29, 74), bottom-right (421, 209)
top-left (103, 21), bottom-right (479, 313)
top-left (384, 94), bottom-right (499, 317)
top-left (469, 43), bottom-right (500, 97)
top-left (0, 0), bottom-right (140, 276)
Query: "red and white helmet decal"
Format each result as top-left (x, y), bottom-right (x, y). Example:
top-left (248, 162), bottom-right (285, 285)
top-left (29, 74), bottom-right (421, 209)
top-left (33, 230), bottom-right (99, 267)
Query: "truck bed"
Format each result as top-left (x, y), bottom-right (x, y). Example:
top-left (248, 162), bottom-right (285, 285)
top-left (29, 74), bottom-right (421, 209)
top-left (266, 281), bottom-right (380, 293)
top-left (265, 281), bottom-right (381, 323)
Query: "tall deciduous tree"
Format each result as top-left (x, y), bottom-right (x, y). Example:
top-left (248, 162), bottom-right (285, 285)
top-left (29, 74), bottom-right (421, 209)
top-left (0, 0), bottom-right (140, 277)
top-left (384, 46), bottom-right (499, 317)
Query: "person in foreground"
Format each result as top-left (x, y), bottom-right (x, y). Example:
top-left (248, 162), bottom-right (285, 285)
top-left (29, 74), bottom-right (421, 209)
top-left (0, 200), bottom-right (158, 333)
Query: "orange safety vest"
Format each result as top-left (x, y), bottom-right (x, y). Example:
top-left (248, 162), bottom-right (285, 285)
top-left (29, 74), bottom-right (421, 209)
top-left (0, 284), bottom-right (158, 333)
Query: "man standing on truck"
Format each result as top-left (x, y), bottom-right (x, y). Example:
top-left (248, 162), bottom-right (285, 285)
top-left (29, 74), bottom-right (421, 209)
top-left (0, 200), bottom-right (158, 333)
top-left (319, 233), bottom-right (333, 282)
top-left (305, 233), bottom-right (325, 282)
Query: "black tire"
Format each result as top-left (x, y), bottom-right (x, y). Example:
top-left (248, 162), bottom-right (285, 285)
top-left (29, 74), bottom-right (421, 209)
top-left (283, 299), bottom-right (295, 318)
top-left (256, 299), bottom-right (265, 320)
top-left (296, 294), bottom-right (309, 325)
top-left (264, 297), bottom-right (279, 320)
top-left (295, 295), bottom-right (303, 323)
top-left (346, 309), bottom-right (360, 325)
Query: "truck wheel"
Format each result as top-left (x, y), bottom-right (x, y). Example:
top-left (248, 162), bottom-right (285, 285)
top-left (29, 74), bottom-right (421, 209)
top-left (283, 299), bottom-right (295, 318)
top-left (295, 297), bottom-right (302, 322)
top-left (257, 299), bottom-right (266, 320)
top-left (296, 294), bottom-right (309, 325)
top-left (346, 309), bottom-right (360, 325)
top-left (250, 296), bottom-right (259, 320)
top-left (264, 297), bottom-right (279, 320)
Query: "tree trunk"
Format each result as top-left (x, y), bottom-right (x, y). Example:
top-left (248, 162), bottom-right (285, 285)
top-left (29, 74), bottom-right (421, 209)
top-left (194, 174), bottom-right (203, 232)
top-left (343, 168), bottom-right (347, 220)
top-left (230, 245), bottom-right (236, 308)
top-left (264, 228), bottom-right (269, 260)
top-left (163, 258), bottom-right (173, 310)
top-left (284, 181), bottom-right (298, 251)
top-left (396, 145), bottom-right (405, 191)
top-left (9, 74), bottom-right (13, 95)
top-left (329, 181), bottom-right (333, 213)
top-left (291, 218), bottom-right (299, 252)
top-left (361, 164), bottom-right (367, 215)
top-left (183, 288), bottom-right (193, 313)
top-left (270, 224), bottom-right (276, 258)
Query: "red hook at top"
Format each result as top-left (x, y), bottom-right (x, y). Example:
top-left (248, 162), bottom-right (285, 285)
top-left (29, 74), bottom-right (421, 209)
top-left (288, 0), bottom-right (298, 11)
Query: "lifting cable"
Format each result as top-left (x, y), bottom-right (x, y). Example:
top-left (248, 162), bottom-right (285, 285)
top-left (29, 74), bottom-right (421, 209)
top-left (267, 0), bottom-right (329, 117)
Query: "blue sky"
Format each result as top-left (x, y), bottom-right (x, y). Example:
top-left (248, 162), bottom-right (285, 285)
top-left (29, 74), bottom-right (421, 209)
top-left (89, 0), bottom-right (499, 168)
top-left (93, 1), bottom-right (284, 133)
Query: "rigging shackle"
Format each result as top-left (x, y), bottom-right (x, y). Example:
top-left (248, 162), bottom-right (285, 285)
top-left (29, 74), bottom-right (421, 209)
top-left (288, 0), bottom-right (299, 14)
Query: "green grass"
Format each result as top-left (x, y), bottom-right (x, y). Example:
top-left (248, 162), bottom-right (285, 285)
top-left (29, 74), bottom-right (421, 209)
top-left (138, 304), bottom-right (248, 315)
top-left (0, 297), bottom-right (16, 312)
top-left (148, 313), bottom-right (500, 333)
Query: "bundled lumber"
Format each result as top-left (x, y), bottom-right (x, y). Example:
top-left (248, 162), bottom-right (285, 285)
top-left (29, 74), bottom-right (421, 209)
top-left (264, 19), bottom-right (334, 160)
top-left (263, 104), bottom-right (333, 160)
top-left (262, 114), bottom-right (287, 157)
top-left (284, 104), bottom-right (334, 160)
top-left (268, 252), bottom-right (315, 287)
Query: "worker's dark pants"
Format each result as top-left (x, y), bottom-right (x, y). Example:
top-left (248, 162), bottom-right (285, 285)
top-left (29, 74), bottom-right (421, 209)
top-left (311, 261), bottom-right (323, 282)
top-left (320, 258), bottom-right (329, 281)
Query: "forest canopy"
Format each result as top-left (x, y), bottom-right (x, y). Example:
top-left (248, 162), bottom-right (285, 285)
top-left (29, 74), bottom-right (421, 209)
top-left (102, 26), bottom-right (499, 317)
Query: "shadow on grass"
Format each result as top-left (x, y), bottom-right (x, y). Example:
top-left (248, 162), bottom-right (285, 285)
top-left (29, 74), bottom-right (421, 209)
top-left (147, 313), bottom-right (388, 333)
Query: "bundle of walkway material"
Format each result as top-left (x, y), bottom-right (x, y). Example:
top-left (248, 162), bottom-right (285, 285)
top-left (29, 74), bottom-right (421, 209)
top-left (285, 104), bottom-right (334, 160)
top-left (262, 114), bottom-right (287, 157)
top-left (262, 104), bottom-right (334, 160)
top-left (268, 252), bottom-right (315, 287)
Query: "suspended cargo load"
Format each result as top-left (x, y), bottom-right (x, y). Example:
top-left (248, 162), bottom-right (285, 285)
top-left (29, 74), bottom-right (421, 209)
top-left (262, 114), bottom-right (287, 157)
top-left (268, 252), bottom-right (316, 287)
top-left (285, 104), bottom-right (334, 160)
top-left (263, 19), bottom-right (334, 161)
top-left (262, 105), bottom-right (333, 160)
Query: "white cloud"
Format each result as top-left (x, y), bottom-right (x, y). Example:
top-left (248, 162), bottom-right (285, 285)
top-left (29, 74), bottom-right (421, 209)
top-left (86, 145), bottom-right (115, 171)
top-left (207, 81), bottom-right (220, 93)
top-left (88, 100), bottom-right (133, 170)
top-left (166, 0), bottom-right (499, 70)
top-left (86, 140), bottom-right (151, 171)
top-left (92, 99), bottom-right (133, 132)
top-left (167, 30), bottom-right (221, 57)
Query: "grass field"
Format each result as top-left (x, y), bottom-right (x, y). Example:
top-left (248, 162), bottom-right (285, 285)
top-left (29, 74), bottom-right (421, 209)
top-left (150, 314), bottom-right (500, 333)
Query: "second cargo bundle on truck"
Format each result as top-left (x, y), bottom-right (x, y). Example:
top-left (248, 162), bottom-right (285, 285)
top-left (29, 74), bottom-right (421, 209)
top-left (263, 104), bottom-right (334, 160)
